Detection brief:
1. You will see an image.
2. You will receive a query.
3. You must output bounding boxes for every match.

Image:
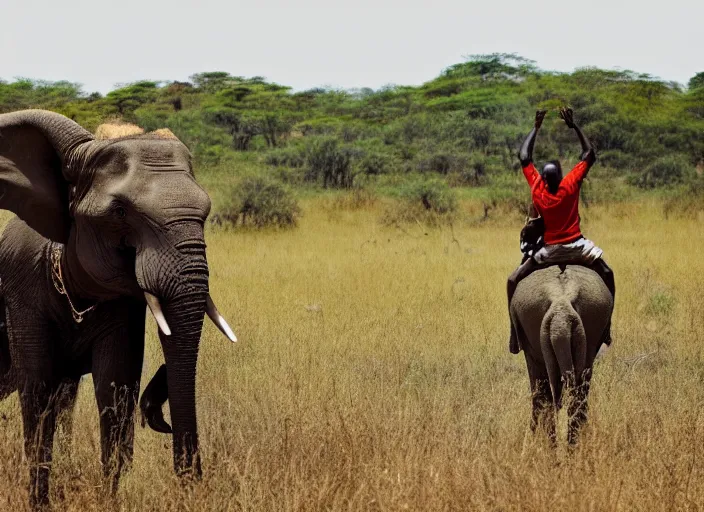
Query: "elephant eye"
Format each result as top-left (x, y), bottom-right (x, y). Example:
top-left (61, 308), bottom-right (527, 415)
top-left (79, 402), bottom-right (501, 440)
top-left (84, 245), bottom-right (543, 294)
top-left (115, 206), bottom-right (127, 219)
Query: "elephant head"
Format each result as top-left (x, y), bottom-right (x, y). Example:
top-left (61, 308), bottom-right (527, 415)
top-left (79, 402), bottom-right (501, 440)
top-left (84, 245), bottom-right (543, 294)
top-left (0, 109), bottom-right (235, 477)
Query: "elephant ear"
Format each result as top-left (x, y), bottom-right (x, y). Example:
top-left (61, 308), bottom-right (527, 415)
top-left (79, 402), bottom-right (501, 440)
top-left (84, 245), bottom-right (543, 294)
top-left (0, 110), bottom-right (93, 243)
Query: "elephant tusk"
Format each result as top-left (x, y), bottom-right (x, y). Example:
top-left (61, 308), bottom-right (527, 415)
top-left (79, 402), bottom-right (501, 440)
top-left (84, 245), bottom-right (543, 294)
top-left (206, 295), bottom-right (237, 342)
top-left (144, 292), bottom-right (172, 336)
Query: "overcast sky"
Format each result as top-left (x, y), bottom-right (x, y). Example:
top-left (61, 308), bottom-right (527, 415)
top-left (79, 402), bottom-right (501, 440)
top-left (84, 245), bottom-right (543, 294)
top-left (1, 0), bottom-right (700, 94)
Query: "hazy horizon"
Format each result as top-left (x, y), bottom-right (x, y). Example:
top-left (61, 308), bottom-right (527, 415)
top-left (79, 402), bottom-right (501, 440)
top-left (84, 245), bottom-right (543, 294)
top-left (1, 0), bottom-right (701, 94)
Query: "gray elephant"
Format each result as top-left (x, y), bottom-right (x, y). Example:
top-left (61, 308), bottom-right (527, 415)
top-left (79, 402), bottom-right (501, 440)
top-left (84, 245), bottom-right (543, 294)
top-left (510, 264), bottom-right (614, 444)
top-left (0, 110), bottom-right (236, 509)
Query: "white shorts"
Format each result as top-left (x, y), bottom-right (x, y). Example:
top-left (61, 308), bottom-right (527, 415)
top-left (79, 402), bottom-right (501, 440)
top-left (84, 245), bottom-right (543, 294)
top-left (533, 237), bottom-right (603, 265)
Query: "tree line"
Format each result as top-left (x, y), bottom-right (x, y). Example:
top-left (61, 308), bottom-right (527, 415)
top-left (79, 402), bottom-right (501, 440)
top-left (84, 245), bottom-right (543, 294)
top-left (2, 54), bottom-right (703, 191)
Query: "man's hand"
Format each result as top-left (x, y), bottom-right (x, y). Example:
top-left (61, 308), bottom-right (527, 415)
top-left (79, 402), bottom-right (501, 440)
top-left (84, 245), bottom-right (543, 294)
top-left (559, 107), bottom-right (575, 128)
top-left (535, 109), bottom-right (547, 129)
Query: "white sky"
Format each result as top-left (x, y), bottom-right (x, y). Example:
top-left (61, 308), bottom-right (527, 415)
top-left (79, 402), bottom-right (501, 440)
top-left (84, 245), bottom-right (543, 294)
top-left (1, 0), bottom-right (700, 94)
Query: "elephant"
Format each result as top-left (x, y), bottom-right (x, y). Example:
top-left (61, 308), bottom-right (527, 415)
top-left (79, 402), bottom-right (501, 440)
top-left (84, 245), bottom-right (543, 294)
top-left (510, 264), bottom-right (614, 445)
top-left (0, 109), bottom-right (237, 509)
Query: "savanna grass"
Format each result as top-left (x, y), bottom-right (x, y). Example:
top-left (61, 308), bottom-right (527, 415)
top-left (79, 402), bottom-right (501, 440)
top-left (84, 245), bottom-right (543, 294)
top-left (1, 197), bottom-right (703, 511)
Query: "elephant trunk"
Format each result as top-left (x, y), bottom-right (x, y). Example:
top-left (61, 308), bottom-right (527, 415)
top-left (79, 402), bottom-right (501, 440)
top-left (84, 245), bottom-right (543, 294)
top-left (159, 291), bottom-right (206, 477)
top-left (1, 110), bottom-right (94, 171)
top-left (137, 227), bottom-right (210, 477)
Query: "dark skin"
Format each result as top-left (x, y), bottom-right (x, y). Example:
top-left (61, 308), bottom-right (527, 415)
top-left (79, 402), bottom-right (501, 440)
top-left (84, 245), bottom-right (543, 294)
top-left (520, 107), bottom-right (595, 171)
top-left (0, 110), bottom-right (235, 510)
top-left (518, 109), bottom-right (547, 167)
top-left (559, 107), bottom-right (596, 166)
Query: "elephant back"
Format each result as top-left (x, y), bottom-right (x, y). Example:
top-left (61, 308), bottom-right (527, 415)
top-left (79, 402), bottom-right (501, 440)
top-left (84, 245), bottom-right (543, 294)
top-left (512, 264), bottom-right (613, 342)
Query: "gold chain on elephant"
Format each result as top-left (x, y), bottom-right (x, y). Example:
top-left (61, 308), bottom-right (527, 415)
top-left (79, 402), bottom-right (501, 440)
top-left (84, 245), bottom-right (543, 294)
top-left (50, 247), bottom-right (96, 323)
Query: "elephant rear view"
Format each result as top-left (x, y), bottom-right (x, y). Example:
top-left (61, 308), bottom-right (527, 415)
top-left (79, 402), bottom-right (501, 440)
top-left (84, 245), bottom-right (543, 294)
top-left (510, 265), bottom-right (614, 444)
top-left (0, 110), bottom-right (237, 509)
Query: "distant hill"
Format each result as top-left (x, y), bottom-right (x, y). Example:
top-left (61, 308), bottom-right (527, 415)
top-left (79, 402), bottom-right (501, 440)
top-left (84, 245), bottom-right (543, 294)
top-left (2, 54), bottom-right (703, 192)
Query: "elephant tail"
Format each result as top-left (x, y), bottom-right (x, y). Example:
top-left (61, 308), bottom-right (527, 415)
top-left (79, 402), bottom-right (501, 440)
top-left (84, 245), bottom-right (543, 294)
top-left (539, 299), bottom-right (587, 410)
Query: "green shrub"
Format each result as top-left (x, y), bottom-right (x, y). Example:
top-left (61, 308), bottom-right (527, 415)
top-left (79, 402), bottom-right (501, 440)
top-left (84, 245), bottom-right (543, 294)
top-left (193, 144), bottom-right (232, 166)
top-left (628, 154), bottom-right (694, 189)
top-left (416, 150), bottom-right (468, 175)
top-left (265, 146), bottom-right (306, 168)
top-left (402, 179), bottom-right (457, 214)
top-left (381, 179), bottom-right (457, 226)
top-left (579, 175), bottom-right (635, 205)
top-left (216, 176), bottom-right (300, 228)
top-left (448, 153), bottom-right (504, 186)
top-left (597, 150), bottom-right (634, 171)
top-left (484, 173), bottom-right (531, 217)
top-left (357, 149), bottom-right (395, 176)
top-left (662, 177), bottom-right (704, 219)
top-left (305, 136), bottom-right (357, 188)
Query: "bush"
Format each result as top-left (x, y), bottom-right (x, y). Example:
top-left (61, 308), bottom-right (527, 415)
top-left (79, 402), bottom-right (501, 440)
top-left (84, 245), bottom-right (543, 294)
top-left (662, 177), bottom-right (704, 219)
top-left (305, 137), bottom-right (357, 188)
top-left (216, 176), bottom-right (300, 228)
top-left (483, 173), bottom-right (531, 218)
top-left (628, 154), bottom-right (694, 189)
top-left (357, 148), bottom-right (396, 176)
top-left (448, 153), bottom-right (503, 186)
top-left (265, 146), bottom-right (306, 168)
top-left (193, 144), bottom-right (233, 166)
top-left (382, 179), bottom-right (457, 226)
top-left (416, 149), bottom-right (468, 175)
top-left (597, 150), bottom-right (633, 171)
top-left (402, 179), bottom-right (457, 214)
top-left (579, 175), bottom-right (635, 205)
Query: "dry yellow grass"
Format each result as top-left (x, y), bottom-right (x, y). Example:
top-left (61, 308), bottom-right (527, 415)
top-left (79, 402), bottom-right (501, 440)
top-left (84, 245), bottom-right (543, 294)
top-left (1, 198), bottom-right (704, 511)
top-left (94, 122), bottom-right (145, 140)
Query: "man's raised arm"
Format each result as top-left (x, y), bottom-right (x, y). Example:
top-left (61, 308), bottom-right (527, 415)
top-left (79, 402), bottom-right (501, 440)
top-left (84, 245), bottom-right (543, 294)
top-left (518, 109), bottom-right (547, 167)
top-left (559, 107), bottom-right (596, 168)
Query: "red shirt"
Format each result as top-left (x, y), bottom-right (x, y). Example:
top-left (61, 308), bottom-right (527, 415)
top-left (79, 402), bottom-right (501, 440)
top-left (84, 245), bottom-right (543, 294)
top-left (522, 161), bottom-right (589, 245)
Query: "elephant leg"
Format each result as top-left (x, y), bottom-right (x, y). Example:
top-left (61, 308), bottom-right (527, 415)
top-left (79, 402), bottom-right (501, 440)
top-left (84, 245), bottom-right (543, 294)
top-left (91, 301), bottom-right (145, 494)
top-left (589, 259), bottom-right (615, 345)
top-left (94, 379), bottom-right (139, 494)
top-left (55, 378), bottom-right (80, 457)
top-left (19, 380), bottom-right (59, 510)
top-left (567, 367), bottom-right (592, 445)
top-left (531, 378), bottom-right (556, 444)
top-left (507, 258), bottom-right (541, 354)
top-left (0, 299), bottom-right (15, 401)
top-left (9, 316), bottom-right (59, 510)
top-left (525, 352), bottom-right (556, 444)
top-left (0, 365), bottom-right (16, 401)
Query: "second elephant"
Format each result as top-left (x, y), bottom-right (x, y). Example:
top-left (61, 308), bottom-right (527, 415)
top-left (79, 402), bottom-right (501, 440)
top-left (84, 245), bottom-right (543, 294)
top-left (510, 264), bottom-right (614, 444)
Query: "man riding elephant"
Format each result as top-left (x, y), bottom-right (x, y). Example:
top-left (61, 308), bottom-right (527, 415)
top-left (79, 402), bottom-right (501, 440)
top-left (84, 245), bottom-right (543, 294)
top-left (507, 107), bottom-right (615, 354)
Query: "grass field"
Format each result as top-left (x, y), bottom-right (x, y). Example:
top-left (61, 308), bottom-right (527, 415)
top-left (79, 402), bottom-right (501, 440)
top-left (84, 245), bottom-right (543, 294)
top-left (1, 197), bottom-right (704, 511)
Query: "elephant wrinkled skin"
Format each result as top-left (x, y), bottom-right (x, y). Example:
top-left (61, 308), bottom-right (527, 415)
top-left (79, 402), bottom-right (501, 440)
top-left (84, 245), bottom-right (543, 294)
top-left (0, 109), bottom-right (235, 509)
top-left (510, 264), bottom-right (614, 444)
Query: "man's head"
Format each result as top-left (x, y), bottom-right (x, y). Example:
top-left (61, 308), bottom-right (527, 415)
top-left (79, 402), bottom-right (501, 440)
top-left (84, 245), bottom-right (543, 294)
top-left (541, 161), bottom-right (563, 194)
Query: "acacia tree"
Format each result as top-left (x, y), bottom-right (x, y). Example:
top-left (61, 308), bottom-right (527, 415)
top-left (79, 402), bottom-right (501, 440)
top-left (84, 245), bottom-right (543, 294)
top-left (105, 81), bottom-right (159, 117)
top-left (689, 72), bottom-right (704, 91)
top-left (204, 82), bottom-right (297, 150)
top-left (204, 106), bottom-right (261, 150)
